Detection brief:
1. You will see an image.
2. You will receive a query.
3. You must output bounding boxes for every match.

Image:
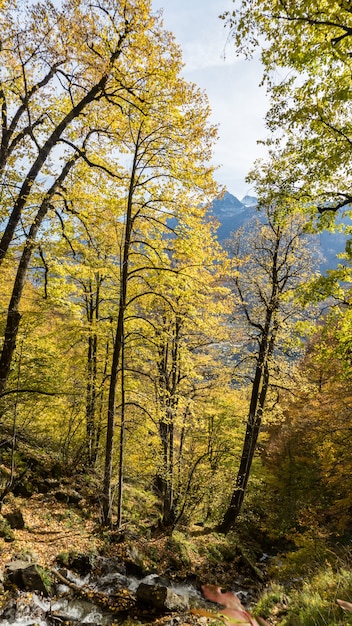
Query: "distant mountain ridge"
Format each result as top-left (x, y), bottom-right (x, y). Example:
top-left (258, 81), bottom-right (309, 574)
top-left (210, 191), bottom-right (350, 272)
top-left (210, 191), bottom-right (258, 241)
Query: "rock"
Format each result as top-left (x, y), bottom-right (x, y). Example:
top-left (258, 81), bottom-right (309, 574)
top-left (36, 476), bottom-right (62, 493)
top-left (34, 480), bottom-right (49, 494)
top-left (51, 463), bottom-right (63, 478)
top-left (13, 480), bottom-right (34, 498)
top-left (68, 553), bottom-right (94, 575)
top-left (49, 597), bottom-right (109, 624)
top-left (4, 508), bottom-right (25, 530)
top-left (54, 489), bottom-right (82, 505)
top-left (148, 574), bottom-right (170, 587)
top-left (125, 545), bottom-right (147, 576)
top-left (0, 598), bottom-right (16, 623)
top-left (93, 556), bottom-right (126, 577)
top-left (13, 549), bottom-right (39, 563)
top-left (4, 560), bottom-right (50, 596)
top-left (0, 592), bottom-right (50, 624)
top-left (137, 582), bottom-right (190, 612)
top-left (44, 477), bottom-right (61, 490)
top-left (0, 518), bottom-right (15, 542)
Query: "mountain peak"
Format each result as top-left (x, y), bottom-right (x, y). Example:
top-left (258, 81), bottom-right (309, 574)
top-left (211, 191), bottom-right (244, 216)
top-left (210, 191), bottom-right (257, 240)
top-left (241, 195), bottom-right (257, 208)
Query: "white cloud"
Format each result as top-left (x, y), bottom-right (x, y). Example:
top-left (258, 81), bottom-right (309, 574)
top-left (190, 62), bottom-right (269, 196)
top-left (154, 0), bottom-right (237, 70)
top-left (152, 0), bottom-right (270, 197)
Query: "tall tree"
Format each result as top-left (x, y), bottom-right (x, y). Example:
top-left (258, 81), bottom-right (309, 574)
top-left (32, 165), bottom-right (121, 467)
top-left (99, 63), bottom-right (219, 524)
top-left (263, 316), bottom-right (352, 536)
top-left (0, 0), bottom-right (162, 396)
top-left (149, 214), bottom-right (229, 527)
top-left (218, 207), bottom-right (316, 533)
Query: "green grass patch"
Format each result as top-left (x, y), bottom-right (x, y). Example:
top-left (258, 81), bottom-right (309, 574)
top-left (258, 566), bottom-right (352, 626)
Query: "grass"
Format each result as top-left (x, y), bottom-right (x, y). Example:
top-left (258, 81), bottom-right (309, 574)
top-left (254, 583), bottom-right (288, 620)
top-left (254, 565), bottom-right (352, 626)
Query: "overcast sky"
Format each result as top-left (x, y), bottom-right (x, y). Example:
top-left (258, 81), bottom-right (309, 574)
top-left (151, 0), bottom-right (269, 199)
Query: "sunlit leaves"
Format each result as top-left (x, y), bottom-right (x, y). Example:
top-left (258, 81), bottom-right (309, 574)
top-left (263, 317), bottom-right (352, 535)
top-left (224, 0), bottom-right (352, 223)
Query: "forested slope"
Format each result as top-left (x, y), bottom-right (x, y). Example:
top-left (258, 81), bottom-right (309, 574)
top-left (0, 1), bottom-right (352, 624)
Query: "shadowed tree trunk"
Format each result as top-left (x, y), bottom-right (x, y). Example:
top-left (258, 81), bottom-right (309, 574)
top-left (102, 126), bottom-right (141, 526)
top-left (155, 313), bottom-right (182, 528)
top-left (217, 324), bottom-right (277, 533)
top-left (85, 273), bottom-right (103, 467)
top-left (217, 208), bottom-right (314, 533)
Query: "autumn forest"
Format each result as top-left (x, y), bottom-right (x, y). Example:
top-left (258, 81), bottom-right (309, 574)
top-left (0, 1), bottom-right (352, 625)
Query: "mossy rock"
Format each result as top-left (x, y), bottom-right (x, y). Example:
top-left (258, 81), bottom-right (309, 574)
top-left (4, 561), bottom-right (51, 596)
top-left (56, 551), bottom-right (95, 575)
top-left (13, 480), bottom-right (34, 498)
top-left (4, 509), bottom-right (25, 530)
top-left (166, 531), bottom-right (192, 568)
top-left (0, 518), bottom-right (15, 542)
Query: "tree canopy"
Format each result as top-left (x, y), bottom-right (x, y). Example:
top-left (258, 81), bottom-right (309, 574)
top-left (223, 1), bottom-right (352, 218)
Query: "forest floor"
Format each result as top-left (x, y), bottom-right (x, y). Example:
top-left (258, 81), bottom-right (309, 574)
top-left (0, 492), bottom-right (103, 570)
top-left (1, 445), bottom-right (351, 626)
top-left (0, 468), bottom-right (268, 625)
top-left (0, 437), bottom-right (288, 625)
top-left (0, 489), bottom-right (264, 591)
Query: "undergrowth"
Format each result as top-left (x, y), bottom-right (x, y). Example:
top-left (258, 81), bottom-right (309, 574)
top-left (255, 554), bottom-right (352, 625)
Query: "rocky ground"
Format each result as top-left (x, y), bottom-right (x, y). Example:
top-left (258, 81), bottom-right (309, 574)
top-left (0, 490), bottom-right (267, 624)
top-left (0, 447), bottom-right (268, 625)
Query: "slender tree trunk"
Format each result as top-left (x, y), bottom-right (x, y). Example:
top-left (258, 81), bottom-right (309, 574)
top-left (93, 336), bottom-right (111, 466)
top-left (155, 315), bottom-right (181, 528)
top-left (162, 414), bottom-right (175, 527)
top-left (217, 229), bottom-right (282, 534)
top-left (85, 275), bottom-right (100, 466)
top-left (102, 126), bottom-right (142, 526)
top-left (217, 405), bottom-right (263, 533)
top-left (102, 249), bottom-right (126, 525)
top-left (218, 320), bottom-right (278, 534)
top-left (116, 337), bottom-right (126, 529)
top-left (177, 407), bottom-right (188, 490)
top-left (86, 329), bottom-right (98, 464)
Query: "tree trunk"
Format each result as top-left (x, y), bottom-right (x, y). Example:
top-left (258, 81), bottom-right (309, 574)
top-left (116, 337), bottom-right (126, 529)
top-left (86, 330), bottom-right (98, 465)
top-left (102, 246), bottom-right (126, 526)
top-left (217, 411), bottom-right (262, 534)
top-left (85, 275), bottom-right (101, 466)
top-left (155, 314), bottom-right (182, 528)
top-left (102, 126), bottom-right (141, 526)
top-left (0, 158), bottom-right (77, 397)
top-left (218, 323), bottom-right (277, 534)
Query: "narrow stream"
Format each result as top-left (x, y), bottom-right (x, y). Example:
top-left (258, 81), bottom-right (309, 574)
top-left (0, 566), bottom-right (203, 625)
top-left (0, 554), bottom-right (262, 625)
